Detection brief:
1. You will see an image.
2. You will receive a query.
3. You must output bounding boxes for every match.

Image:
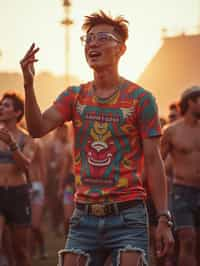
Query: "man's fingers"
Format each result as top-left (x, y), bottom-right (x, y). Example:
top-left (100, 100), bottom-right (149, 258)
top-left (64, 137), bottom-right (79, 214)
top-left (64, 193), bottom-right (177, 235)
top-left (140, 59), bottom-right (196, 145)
top-left (156, 236), bottom-right (163, 257)
top-left (161, 240), bottom-right (170, 257)
top-left (156, 235), bottom-right (174, 258)
top-left (20, 46), bottom-right (39, 67)
top-left (24, 43), bottom-right (35, 58)
top-left (20, 57), bottom-right (38, 71)
top-left (20, 48), bottom-right (39, 64)
top-left (22, 59), bottom-right (38, 68)
top-left (27, 47), bottom-right (40, 59)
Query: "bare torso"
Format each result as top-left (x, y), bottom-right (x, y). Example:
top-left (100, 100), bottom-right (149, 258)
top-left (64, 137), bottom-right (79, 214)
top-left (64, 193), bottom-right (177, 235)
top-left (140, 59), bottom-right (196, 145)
top-left (169, 119), bottom-right (200, 187)
top-left (0, 130), bottom-right (27, 186)
top-left (29, 139), bottom-right (45, 182)
top-left (48, 139), bottom-right (71, 176)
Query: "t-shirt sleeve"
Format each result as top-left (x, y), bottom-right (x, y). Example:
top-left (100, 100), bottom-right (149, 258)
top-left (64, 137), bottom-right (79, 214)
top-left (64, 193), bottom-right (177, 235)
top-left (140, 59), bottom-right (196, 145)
top-left (137, 90), bottom-right (161, 139)
top-left (53, 86), bottom-right (76, 122)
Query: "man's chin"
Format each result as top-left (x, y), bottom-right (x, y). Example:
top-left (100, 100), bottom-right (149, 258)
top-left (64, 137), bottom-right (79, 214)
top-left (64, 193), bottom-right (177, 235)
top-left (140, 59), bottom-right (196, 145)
top-left (89, 63), bottom-right (109, 72)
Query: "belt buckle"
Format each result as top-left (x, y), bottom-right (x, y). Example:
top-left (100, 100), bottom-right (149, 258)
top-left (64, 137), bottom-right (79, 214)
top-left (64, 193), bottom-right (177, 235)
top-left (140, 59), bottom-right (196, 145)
top-left (91, 204), bottom-right (106, 216)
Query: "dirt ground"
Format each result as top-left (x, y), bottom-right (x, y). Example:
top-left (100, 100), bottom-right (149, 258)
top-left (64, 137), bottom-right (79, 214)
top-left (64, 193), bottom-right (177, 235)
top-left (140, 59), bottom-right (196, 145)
top-left (33, 225), bottom-right (65, 266)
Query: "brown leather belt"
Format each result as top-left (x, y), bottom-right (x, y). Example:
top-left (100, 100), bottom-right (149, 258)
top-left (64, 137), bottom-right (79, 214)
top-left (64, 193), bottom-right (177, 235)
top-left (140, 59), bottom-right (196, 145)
top-left (76, 200), bottom-right (143, 217)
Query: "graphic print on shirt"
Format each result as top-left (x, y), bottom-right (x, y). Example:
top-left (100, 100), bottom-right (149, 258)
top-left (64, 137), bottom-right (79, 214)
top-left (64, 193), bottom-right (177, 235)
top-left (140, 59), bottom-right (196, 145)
top-left (76, 99), bottom-right (135, 188)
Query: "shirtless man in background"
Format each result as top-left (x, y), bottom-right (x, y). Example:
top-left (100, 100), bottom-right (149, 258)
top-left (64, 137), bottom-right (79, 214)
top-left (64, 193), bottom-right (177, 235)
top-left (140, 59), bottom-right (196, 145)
top-left (167, 102), bottom-right (180, 124)
top-left (57, 124), bottom-right (74, 236)
top-left (46, 125), bottom-right (73, 236)
top-left (161, 86), bottom-right (200, 266)
top-left (0, 92), bottom-right (36, 266)
top-left (29, 138), bottom-right (48, 259)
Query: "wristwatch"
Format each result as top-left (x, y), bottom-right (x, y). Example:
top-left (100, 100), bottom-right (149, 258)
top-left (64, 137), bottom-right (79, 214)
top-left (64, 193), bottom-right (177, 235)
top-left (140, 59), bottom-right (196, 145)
top-left (157, 210), bottom-right (173, 228)
top-left (157, 210), bottom-right (172, 221)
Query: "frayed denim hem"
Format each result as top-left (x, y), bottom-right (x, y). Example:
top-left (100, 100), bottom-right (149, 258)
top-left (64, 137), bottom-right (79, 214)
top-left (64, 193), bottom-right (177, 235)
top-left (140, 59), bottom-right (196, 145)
top-left (57, 248), bottom-right (90, 266)
top-left (116, 245), bottom-right (148, 266)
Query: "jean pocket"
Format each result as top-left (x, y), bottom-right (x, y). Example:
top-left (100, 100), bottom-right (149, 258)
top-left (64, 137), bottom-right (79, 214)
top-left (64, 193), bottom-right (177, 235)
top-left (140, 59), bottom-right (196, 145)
top-left (69, 208), bottom-right (84, 228)
top-left (121, 205), bottom-right (147, 228)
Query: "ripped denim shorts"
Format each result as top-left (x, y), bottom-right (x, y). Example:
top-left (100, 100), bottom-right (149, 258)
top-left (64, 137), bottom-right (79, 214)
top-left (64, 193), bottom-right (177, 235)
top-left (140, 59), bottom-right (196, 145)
top-left (58, 200), bottom-right (149, 266)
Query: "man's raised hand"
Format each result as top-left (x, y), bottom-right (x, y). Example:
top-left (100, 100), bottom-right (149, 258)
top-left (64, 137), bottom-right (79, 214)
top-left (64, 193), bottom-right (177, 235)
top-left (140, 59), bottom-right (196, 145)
top-left (20, 43), bottom-right (39, 88)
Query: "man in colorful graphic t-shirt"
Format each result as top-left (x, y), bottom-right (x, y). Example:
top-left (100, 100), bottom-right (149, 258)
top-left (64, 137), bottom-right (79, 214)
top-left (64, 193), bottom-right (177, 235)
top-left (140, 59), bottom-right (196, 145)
top-left (54, 81), bottom-right (161, 204)
top-left (20, 10), bottom-right (174, 266)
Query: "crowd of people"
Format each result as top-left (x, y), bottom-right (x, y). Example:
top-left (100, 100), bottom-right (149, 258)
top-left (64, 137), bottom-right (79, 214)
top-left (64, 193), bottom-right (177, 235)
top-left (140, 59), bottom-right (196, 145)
top-left (0, 9), bottom-right (199, 266)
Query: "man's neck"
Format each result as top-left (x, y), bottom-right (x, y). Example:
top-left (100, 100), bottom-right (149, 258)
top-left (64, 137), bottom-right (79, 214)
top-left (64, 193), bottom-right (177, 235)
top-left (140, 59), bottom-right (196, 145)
top-left (184, 113), bottom-right (199, 127)
top-left (93, 67), bottom-right (121, 91)
top-left (92, 69), bottom-right (123, 99)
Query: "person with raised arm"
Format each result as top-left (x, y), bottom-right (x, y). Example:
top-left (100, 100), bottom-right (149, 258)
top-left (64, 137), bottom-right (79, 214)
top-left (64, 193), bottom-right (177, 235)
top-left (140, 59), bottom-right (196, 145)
top-left (20, 10), bottom-right (173, 266)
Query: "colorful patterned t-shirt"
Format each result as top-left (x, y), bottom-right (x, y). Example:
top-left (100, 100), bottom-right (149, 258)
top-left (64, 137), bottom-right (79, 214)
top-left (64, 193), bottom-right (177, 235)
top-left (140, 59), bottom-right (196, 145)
top-left (54, 80), bottom-right (161, 203)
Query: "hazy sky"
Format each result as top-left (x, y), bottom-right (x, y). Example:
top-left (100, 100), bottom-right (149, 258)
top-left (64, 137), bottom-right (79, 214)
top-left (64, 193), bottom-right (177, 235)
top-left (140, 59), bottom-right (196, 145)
top-left (0, 0), bottom-right (199, 81)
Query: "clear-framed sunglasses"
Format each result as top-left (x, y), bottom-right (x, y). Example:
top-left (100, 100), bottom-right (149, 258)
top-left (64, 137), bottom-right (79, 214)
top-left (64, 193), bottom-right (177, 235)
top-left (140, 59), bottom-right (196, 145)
top-left (80, 32), bottom-right (121, 45)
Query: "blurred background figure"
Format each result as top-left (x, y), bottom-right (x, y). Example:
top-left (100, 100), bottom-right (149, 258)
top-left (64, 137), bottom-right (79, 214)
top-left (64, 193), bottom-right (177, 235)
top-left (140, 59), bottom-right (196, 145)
top-left (160, 116), bottom-right (167, 128)
top-left (161, 86), bottom-right (200, 266)
top-left (29, 138), bottom-right (48, 260)
top-left (158, 100), bottom-right (182, 266)
top-left (45, 124), bottom-right (74, 237)
top-left (57, 123), bottom-right (75, 236)
top-left (168, 102), bottom-right (180, 123)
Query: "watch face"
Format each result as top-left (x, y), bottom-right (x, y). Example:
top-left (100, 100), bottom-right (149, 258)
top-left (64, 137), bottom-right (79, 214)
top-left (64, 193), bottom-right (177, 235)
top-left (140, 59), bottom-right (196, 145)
top-left (158, 210), bottom-right (172, 221)
top-left (168, 220), bottom-right (173, 228)
top-left (166, 210), bottom-right (172, 218)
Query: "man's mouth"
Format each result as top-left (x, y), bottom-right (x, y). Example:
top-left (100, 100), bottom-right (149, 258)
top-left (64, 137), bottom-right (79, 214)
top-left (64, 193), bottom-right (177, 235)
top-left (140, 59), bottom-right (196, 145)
top-left (88, 51), bottom-right (102, 59)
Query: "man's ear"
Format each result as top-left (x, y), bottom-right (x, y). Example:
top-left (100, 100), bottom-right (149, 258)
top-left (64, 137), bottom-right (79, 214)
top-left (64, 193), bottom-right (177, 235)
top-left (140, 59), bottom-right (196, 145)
top-left (116, 43), bottom-right (126, 57)
top-left (120, 44), bottom-right (127, 56)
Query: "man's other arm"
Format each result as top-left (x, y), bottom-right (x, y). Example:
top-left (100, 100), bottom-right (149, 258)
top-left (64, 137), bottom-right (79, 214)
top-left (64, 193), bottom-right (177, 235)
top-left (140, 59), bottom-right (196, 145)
top-left (143, 137), bottom-right (168, 213)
